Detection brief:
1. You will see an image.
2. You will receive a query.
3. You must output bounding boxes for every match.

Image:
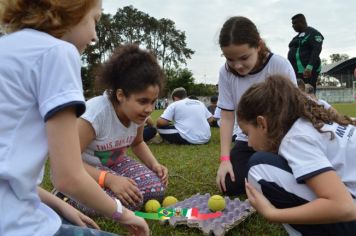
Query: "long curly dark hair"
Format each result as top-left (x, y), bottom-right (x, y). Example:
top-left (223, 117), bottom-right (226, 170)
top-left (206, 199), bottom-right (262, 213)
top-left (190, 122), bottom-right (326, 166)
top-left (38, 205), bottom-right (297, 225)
top-left (237, 74), bottom-right (356, 152)
top-left (96, 44), bottom-right (165, 104)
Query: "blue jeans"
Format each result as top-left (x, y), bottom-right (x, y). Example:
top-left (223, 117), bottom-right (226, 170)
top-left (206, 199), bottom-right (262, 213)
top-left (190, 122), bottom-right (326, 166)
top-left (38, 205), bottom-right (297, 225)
top-left (54, 218), bottom-right (118, 236)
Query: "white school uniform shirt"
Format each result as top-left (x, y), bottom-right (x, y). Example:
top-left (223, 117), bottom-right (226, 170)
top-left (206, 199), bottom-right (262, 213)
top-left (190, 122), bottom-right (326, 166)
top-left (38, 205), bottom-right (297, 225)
top-left (307, 95), bottom-right (332, 110)
top-left (217, 53), bottom-right (297, 142)
top-left (160, 98), bottom-right (212, 144)
top-left (0, 29), bottom-right (85, 236)
top-left (81, 94), bottom-right (140, 167)
top-left (279, 118), bottom-right (356, 196)
top-left (317, 99), bottom-right (331, 110)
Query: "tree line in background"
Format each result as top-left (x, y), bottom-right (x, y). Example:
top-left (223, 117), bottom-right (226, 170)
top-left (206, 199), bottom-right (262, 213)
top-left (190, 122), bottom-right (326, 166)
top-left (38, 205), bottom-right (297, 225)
top-left (321, 53), bottom-right (350, 65)
top-left (81, 5), bottom-right (217, 98)
top-left (0, 6), bottom-right (215, 98)
top-left (0, 9), bottom-right (353, 96)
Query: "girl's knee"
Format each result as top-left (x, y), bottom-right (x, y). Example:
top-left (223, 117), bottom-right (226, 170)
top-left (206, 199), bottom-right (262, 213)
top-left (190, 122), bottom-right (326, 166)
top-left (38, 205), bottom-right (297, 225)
top-left (142, 185), bottom-right (165, 202)
top-left (247, 152), bottom-right (291, 190)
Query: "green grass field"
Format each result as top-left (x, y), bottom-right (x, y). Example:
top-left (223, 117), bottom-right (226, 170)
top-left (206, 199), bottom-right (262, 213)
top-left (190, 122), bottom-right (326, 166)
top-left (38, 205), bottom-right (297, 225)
top-left (41, 102), bottom-right (355, 236)
top-left (332, 102), bottom-right (356, 117)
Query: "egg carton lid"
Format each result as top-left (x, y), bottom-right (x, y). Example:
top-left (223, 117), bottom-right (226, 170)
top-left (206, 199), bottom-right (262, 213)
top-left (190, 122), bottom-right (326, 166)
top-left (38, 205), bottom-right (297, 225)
top-left (162, 193), bottom-right (255, 236)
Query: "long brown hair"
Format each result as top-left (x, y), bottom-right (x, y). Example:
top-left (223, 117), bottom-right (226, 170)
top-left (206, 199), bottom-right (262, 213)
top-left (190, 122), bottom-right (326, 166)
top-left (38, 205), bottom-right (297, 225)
top-left (237, 75), bottom-right (356, 152)
top-left (219, 16), bottom-right (270, 75)
top-left (0, 0), bottom-right (98, 38)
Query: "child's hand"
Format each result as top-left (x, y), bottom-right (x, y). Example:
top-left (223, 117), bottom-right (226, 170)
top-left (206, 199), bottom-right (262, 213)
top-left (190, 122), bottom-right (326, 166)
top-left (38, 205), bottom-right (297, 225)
top-left (106, 174), bottom-right (143, 207)
top-left (116, 208), bottom-right (150, 236)
top-left (303, 68), bottom-right (312, 79)
top-left (216, 161), bottom-right (235, 192)
top-left (152, 163), bottom-right (168, 186)
top-left (59, 201), bottom-right (100, 229)
top-left (245, 179), bottom-right (276, 219)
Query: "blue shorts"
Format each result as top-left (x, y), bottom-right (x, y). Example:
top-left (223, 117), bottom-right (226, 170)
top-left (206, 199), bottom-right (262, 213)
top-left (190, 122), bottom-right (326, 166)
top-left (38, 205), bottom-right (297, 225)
top-left (54, 218), bottom-right (118, 236)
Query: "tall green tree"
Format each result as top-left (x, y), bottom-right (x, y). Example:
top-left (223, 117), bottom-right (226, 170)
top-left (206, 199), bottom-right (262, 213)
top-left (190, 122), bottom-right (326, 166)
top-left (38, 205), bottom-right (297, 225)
top-left (82, 12), bottom-right (116, 66)
top-left (112, 5), bottom-right (148, 45)
top-left (80, 5), bottom-right (194, 98)
top-left (112, 6), bottom-right (194, 70)
top-left (81, 12), bottom-right (116, 98)
top-left (147, 18), bottom-right (194, 70)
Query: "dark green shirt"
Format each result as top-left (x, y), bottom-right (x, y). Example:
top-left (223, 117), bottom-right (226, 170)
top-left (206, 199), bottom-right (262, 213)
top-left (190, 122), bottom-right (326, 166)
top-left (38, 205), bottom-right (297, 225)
top-left (288, 26), bottom-right (324, 74)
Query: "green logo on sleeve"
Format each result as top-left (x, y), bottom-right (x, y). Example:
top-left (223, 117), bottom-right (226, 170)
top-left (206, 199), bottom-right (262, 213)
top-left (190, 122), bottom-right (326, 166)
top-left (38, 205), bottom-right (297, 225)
top-left (315, 35), bottom-right (323, 42)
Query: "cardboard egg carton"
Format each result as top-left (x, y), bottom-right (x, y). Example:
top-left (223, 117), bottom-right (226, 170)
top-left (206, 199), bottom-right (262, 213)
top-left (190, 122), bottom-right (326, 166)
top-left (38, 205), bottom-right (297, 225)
top-left (163, 193), bottom-right (255, 236)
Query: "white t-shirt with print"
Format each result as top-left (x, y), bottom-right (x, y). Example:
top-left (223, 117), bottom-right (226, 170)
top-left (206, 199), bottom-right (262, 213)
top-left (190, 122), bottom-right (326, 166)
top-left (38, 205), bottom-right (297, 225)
top-left (160, 98), bottom-right (212, 144)
top-left (217, 53), bottom-right (297, 141)
top-left (81, 94), bottom-right (140, 167)
top-left (279, 118), bottom-right (356, 196)
top-left (0, 29), bottom-right (85, 236)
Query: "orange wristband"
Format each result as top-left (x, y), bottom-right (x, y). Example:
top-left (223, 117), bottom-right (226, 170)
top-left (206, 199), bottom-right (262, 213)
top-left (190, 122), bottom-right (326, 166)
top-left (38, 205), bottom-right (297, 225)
top-left (98, 171), bottom-right (108, 188)
top-left (220, 156), bottom-right (230, 162)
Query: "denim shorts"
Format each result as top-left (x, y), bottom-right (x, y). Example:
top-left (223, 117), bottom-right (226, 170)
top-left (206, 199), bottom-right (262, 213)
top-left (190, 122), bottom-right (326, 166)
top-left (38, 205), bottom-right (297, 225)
top-left (54, 218), bottom-right (118, 236)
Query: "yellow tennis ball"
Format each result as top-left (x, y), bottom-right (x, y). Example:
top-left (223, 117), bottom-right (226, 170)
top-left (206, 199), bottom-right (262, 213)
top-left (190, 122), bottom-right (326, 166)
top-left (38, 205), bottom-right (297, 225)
top-left (208, 195), bottom-right (226, 212)
top-left (145, 199), bottom-right (161, 213)
top-left (162, 196), bottom-right (178, 207)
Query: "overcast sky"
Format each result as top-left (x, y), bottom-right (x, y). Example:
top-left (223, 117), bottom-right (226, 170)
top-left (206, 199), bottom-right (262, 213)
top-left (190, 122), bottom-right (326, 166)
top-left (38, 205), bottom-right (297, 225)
top-left (102, 0), bottom-right (356, 84)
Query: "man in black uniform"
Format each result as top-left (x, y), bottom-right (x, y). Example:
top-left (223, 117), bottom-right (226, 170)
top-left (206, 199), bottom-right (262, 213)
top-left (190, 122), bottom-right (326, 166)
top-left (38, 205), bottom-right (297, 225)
top-left (288, 13), bottom-right (324, 92)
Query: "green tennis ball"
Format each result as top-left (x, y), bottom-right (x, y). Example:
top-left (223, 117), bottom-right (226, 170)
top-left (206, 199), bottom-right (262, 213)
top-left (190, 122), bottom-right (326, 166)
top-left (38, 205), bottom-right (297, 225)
top-left (208, 195), bottom-right (226, 212)
top-left (145, 199), bottom-right (161, 213)
top-left (162, 196), bottom-right (178, 207)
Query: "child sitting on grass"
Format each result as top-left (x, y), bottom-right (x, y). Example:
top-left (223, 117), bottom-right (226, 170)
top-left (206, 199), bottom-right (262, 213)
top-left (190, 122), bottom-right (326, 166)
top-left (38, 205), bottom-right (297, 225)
top-left (55, 44), bottom-right (168, 215)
